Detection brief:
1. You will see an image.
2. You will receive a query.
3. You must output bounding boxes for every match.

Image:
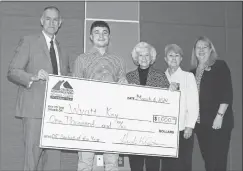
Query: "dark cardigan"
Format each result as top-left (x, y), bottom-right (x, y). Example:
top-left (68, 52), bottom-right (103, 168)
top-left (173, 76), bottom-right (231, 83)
top-left (126, 67), bottom-right (170, 88)
top-left (191, 60), bottom-right (234, 129)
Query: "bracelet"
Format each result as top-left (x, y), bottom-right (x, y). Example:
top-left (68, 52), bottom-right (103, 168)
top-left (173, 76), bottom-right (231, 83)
top-left (217, 112), bottom-right (224, 117)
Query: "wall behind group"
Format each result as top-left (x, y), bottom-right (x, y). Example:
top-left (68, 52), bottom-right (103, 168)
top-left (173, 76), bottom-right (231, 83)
top-left (139, 2), bottom-right (242, 171)
top-left (0, 1), bottom-right (242, 171)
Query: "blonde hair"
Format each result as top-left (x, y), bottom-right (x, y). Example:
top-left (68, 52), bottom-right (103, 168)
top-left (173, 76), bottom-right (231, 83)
top-left (191, 36), bottom-right (218, 67)
top-left (131, 42), bottom-right (157, 66)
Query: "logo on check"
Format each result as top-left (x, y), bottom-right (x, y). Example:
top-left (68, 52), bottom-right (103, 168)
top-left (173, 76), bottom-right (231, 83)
top-left (50, 80), bottom-right (74, 101)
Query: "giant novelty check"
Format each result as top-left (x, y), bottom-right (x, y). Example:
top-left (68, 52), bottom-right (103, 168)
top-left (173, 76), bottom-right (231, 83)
top-left (40, 75), bottom-right (180, 157)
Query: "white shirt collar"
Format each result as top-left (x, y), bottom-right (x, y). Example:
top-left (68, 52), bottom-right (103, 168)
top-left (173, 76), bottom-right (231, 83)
top-left (42, 31), bottom-right (56, 48)
top-left (165, 67), bottom-right (182, 79)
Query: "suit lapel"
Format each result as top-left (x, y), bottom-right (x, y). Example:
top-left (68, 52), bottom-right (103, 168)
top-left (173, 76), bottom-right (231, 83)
top-left (39, 33), bottom-right (52, 65)
top-left (56, 39), bottom-right (68, 76)
top-left (39, 34), bottom-right (66, 75)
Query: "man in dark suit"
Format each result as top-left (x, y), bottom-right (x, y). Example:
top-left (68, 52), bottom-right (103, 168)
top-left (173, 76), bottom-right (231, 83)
top-left (7, 6), bottom-right (70, 171)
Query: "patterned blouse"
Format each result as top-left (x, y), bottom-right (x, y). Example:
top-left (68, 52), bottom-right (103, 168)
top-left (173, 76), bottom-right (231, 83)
top-left (195, 60), bottom-right (216, 123)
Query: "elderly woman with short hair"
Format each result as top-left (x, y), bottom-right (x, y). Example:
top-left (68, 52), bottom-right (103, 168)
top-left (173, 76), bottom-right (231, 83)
top-left (126, 42), bottom-right (169, 88)
top-left (126, 42), bottom-right (170, 171)
top-left (161, 44), bottom-right (199, 171)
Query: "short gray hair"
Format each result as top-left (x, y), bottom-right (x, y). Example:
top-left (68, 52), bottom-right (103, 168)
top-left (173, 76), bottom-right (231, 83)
top-left (131, 42), bottom-right (157, 66)
top-left (41, 6), bottom-right (63, 26)
top-left (165, 44), bottom-right (183, 57)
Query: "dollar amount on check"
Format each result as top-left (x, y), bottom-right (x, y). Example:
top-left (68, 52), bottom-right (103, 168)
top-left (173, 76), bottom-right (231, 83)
top-left (40, 75), bottom-right (181, 157)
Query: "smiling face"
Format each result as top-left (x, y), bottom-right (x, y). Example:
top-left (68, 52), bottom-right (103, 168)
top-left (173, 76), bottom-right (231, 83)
top-left (137, 48), bottom-right (151, 69)
top-left (165, 50), bottom-right (182, 69)
top-left (41, 9), bottom-right (61, 38)
top-left (90, 26), bottom-right (110, 48)
top-left (195, 40), bottom-right (212, 64)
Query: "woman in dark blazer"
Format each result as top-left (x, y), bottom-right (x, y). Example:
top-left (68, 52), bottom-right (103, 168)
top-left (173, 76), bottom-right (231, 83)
top-left (191, 36), bottom-right (234, 171)
top-left (126, 42), bottom-right (170, 171)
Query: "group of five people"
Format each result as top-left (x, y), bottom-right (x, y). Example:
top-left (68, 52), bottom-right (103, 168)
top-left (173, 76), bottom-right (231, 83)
top-left (7, 6), bottom-right (234, 171)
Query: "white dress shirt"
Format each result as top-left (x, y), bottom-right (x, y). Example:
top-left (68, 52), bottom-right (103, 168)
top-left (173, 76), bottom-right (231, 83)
top-left (165, 67), bottom-right (199, 131)
top-left (42, 31), bottom-right (61, 75)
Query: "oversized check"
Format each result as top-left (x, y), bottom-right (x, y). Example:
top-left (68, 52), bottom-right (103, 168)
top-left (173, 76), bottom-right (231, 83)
top-left (40, 75), bottom-right (180, 157)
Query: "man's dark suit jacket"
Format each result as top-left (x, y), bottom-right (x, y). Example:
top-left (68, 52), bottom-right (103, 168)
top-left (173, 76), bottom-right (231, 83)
top-left (7, 33), bottom-right (70, 118)
top-left (191, 60), bottom-right (234, 130)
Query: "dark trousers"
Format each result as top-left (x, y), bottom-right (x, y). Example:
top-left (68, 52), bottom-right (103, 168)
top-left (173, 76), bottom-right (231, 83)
top-left (195, 123), bottom-right (232, 171)
top-left (22, 118), bottom-right (61, 171)
top-left (129, 155), bottom-right (160, 171)
top-left (162, 130), bottom-right (194, 171)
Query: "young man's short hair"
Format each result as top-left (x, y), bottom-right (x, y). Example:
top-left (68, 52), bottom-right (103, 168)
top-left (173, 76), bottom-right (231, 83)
top-left (90, 21), bottom-right (110, 34)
